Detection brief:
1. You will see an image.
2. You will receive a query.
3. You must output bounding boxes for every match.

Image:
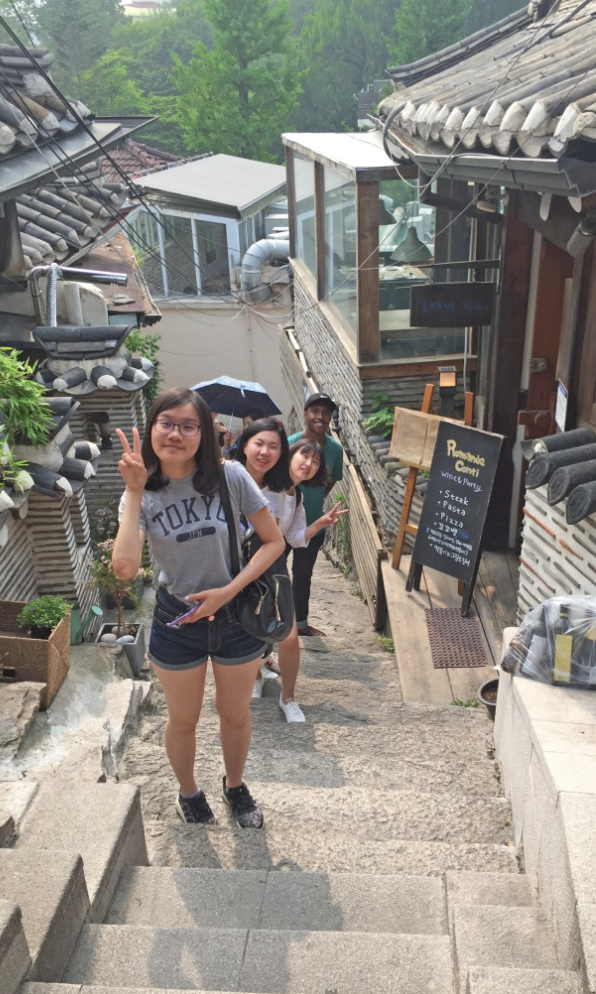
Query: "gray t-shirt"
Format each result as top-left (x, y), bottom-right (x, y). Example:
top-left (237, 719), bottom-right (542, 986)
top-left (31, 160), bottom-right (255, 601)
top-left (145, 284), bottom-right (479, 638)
top-left (119, 461), bottom-right (267, 602)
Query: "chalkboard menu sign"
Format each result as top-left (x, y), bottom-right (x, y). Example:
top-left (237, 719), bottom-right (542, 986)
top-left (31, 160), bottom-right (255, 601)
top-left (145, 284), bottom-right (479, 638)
top-left (406, 421), bottom-right (504, 615)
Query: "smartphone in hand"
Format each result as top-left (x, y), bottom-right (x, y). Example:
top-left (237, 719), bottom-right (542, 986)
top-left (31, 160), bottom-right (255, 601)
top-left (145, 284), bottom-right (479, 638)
top-left (167, 604), bottom-right (201, 628)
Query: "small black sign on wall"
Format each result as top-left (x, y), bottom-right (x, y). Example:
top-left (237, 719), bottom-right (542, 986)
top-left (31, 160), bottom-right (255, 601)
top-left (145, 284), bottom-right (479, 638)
top-left (406, 421), bottom-right (504, 615)
top-left (410, 282), bottom-right (494, 328)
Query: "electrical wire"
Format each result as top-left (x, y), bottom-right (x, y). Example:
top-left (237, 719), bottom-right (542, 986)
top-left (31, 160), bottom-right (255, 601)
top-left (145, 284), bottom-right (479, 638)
top-left (3, 0), bottom-right (591, 332)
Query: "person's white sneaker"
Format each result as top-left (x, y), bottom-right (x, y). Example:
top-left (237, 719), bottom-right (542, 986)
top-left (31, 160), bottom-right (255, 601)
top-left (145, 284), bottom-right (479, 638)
top-left (279, 692), bottom-right (305, 722)
top-left (251, 677), bottom-right (263, 699)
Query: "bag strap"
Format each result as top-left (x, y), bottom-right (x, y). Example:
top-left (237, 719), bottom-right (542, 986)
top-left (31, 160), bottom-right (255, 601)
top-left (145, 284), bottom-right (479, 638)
top-left (218, 464), bottom-right (241, 578)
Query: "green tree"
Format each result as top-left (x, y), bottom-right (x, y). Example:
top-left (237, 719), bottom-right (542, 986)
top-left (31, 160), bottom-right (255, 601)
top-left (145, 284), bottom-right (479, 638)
top-left (79, 52), bottom-right (149, 117)
top-left (105, 0), bottom-right (212, 152)
top-left (0, 0), bottom-right (39, 44)
top-left (391, 0), bottom-right (472, 65)
top-left (296, 0), bottom-right (400, 133)
top-left (172, 0), bottom-right (303, 160)
top-left (35, 0), bottom-right (125, 96)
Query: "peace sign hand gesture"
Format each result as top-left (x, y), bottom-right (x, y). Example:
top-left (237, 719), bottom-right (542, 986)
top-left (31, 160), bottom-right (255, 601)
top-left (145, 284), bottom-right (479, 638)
top-left (115, 427), bottom-right (148, 493)
top-left (322, 501), bottom-right (349, 528)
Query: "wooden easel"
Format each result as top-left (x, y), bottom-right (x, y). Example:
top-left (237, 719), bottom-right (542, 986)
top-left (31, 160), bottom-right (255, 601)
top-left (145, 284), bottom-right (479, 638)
top-left (392, 389), bottom-right (475, 571)
top-left (391, 383), bottom-right (435, 570)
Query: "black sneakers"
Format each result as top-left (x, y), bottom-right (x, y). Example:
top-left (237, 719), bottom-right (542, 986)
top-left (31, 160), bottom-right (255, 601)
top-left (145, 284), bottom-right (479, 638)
top-left (222, 776), bottom-right (264, 829)
top-left (175, 789), bottom-right (216, 825)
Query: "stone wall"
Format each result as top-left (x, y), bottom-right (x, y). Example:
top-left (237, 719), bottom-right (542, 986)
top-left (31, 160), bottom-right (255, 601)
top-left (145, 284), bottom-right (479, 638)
top-left (517, 485), bottom-right (596, 619)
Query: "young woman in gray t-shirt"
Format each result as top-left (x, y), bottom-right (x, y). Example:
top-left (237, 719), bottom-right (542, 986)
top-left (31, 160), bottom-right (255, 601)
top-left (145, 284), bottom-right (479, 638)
top-left (113, 387), bottom-right (284, 829)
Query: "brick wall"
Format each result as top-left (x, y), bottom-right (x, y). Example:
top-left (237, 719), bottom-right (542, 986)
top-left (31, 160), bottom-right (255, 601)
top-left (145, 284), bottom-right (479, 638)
top-left (518, 485), bottom-right (596, 619)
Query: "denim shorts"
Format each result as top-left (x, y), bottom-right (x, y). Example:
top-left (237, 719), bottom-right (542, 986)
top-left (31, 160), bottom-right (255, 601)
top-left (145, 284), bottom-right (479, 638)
top-left (149, 586), bottom-right (267, 670)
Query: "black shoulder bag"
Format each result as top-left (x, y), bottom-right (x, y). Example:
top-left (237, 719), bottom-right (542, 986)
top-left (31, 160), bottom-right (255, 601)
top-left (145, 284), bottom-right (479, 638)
top-left (219, 467), bottom-right (295, 644)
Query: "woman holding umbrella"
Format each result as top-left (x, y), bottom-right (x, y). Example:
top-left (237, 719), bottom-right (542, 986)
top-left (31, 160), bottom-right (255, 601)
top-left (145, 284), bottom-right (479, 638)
top-left (112, 387), bottom-right (284, 828)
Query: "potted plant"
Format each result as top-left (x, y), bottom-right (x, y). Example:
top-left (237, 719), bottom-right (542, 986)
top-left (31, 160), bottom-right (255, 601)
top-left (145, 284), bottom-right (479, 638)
top-left (0, 596), bottom-right (72, 708)
top-left (17, 595), bottom-right (72, 640)
top-left (88, 539), bottom-right (147, 676)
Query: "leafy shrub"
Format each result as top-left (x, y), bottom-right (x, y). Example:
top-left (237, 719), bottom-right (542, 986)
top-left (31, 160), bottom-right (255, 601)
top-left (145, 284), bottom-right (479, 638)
top-left (17, 596), bottom-right (71, 634)
top-left (363, 393), bottom-right (395, 440)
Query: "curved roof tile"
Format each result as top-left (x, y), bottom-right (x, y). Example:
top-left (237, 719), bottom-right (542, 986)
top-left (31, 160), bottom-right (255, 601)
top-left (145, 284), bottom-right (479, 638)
top-left (380, 1), bottom-right (596, 161)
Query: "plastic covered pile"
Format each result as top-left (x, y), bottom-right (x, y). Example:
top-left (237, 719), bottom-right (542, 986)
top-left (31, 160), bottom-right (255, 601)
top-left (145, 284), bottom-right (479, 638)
top-left (501, 596), bottom-right (596, 686)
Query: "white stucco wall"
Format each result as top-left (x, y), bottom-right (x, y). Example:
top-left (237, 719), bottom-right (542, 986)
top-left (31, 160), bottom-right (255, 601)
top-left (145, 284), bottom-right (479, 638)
top-left (148, 286), bottom-right (292, 422)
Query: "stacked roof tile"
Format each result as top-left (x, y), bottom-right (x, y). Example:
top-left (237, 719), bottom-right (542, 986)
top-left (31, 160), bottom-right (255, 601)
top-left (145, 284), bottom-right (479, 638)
top-left (101, 137), bottom-right (180, 184)
top-left (379, 1), bottom-right (596, 161)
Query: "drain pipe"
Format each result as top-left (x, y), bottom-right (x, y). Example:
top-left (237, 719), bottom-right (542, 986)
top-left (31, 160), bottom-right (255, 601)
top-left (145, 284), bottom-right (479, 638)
top-left (29, 264), bottom-right (128, 325)
top-left (241, 237), bottom-right (289, 303)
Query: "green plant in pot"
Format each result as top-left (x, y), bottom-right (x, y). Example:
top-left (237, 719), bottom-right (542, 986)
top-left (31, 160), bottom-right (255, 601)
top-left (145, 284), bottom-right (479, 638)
top-left (88, 539), bottom-right (146, 637)
top-left (17, 596), bottom-right (72, 640)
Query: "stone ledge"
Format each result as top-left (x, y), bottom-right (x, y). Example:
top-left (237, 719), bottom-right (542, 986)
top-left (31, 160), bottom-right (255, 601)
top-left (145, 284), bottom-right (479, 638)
top-left (495, 659), bottom-right (596, 990)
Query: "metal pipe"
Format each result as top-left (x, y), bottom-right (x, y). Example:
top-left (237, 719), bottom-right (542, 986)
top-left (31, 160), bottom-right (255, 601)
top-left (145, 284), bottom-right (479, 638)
top-left (241, 238), bottom-right (289, 303)
top-left (28, 263), bottom-right (128, 325)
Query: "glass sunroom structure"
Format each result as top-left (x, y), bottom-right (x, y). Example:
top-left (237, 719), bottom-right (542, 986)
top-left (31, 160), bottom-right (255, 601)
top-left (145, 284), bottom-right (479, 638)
top-left (284, 131), bottom-right (492, 374)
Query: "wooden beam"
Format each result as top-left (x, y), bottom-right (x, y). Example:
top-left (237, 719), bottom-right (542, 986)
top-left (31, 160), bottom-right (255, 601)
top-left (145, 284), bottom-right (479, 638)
top-left (284, 147), bottom-right (296, 261)
top-left (356, 179), bottom-right (380, 363)
top-left (314, 161), bottom-right (325, 301)
top-left (485, 190), bottom-right (533, 549)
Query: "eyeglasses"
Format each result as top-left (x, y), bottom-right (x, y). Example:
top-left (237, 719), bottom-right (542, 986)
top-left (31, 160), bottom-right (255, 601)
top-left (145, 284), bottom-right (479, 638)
top-left (153, 418), bottom-right (201, 438)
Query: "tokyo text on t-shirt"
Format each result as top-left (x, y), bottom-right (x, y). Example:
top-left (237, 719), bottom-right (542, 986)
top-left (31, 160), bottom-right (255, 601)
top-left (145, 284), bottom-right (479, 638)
top-left (119, 460), bottom-right (267, 603)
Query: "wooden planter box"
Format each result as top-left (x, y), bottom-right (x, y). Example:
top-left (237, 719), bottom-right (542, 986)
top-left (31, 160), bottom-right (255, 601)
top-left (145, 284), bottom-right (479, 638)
top-left (0, 600), bottom-right (71, 709)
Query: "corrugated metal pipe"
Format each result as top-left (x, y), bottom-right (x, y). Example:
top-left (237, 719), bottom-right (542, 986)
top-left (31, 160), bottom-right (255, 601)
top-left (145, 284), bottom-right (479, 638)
top-left (241, 237), bottom-right (289, 303)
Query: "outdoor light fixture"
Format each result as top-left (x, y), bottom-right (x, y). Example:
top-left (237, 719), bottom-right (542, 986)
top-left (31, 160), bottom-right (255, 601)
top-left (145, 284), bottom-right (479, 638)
top-left (438, 366), bottom-right (457, 418)
top-left (566, 210), bottom-right (596, 258)
top-left (390, 227), bottom-right (433, 264)
top-left (475, 187), bottom-right (499, 213)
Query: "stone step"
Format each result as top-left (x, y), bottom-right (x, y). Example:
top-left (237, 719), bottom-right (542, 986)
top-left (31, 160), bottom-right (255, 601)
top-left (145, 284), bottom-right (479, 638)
top-left (137, 781), bottom-right (511, 845)
top-left (123, 730), bottom-right (500, 797)
top-left (137, 700), bottom-right (493, 752)
top-left (63, 925), bottom-right (454, 993)
top-left (0, 850), bottom-right (89, 983)
top-left (466, 965), bottom-right (582, 994)
top-left (445, 870), bottom-right (539, 917)
top-left (106, 867), bottom-right (448, 934)
top-left (196, 783), bottom-right (510, 844)
top-left (143, 819), bottom-right (519, 876)
top-left (23, 988), bottom-right (311, 994)
top-left (451, 905), bottom-right (560, 985)
top-left (14, 782), bottom-right (148, 921)
top-left (0, 899), bottom-right (31, 994)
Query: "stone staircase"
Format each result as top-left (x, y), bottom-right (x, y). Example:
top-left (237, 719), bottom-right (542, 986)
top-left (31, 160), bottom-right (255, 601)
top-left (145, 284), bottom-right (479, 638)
top-left (0, 565), bottom-right (584, 994)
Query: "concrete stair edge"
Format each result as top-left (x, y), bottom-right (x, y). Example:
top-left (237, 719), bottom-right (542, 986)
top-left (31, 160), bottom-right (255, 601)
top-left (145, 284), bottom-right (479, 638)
top-left (21, 987), bottom-right (314, 994)
top-left (106, 866), bottom-right (448, 934)
top-left (0, 850), bottom-right (90, 984)
top-left (450, 904), bottom-right (561, 994)
top-left (466, 964), bottom-right (583, 994)
top-left (63, 925), bottom-right (454, 993)
top-left (0, 899), bottom-right (31, 994)
top-left (15, 782), bottom-right (148, 922)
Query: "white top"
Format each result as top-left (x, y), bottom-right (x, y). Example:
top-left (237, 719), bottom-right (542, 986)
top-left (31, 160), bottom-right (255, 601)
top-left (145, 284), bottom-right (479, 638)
top-left (262, 486), bottom-right (308, 548)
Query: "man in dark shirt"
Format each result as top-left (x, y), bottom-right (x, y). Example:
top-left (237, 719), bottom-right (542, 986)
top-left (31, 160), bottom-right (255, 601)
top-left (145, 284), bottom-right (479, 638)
top-left (288, 393), bottom-right (343, 636)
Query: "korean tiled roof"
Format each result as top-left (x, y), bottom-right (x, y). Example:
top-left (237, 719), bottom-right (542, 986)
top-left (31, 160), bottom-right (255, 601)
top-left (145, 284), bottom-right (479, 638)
top-left (101, 138), bottom-right (180, 184)
top-left (0, 44), bottom-right (155, 271)
top-left (379, 1), bottom-right (596, 161)
top-left (0, 43), bottom-right (90, 156)
top-left (17, 161), bottom-right (130, 268)
top-left (0, 397), bottom-right (101, 514)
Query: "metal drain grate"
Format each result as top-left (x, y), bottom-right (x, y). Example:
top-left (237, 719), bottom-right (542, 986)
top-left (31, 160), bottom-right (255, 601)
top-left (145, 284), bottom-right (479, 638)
top-left (425, 608), bottom-right (487, 669)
